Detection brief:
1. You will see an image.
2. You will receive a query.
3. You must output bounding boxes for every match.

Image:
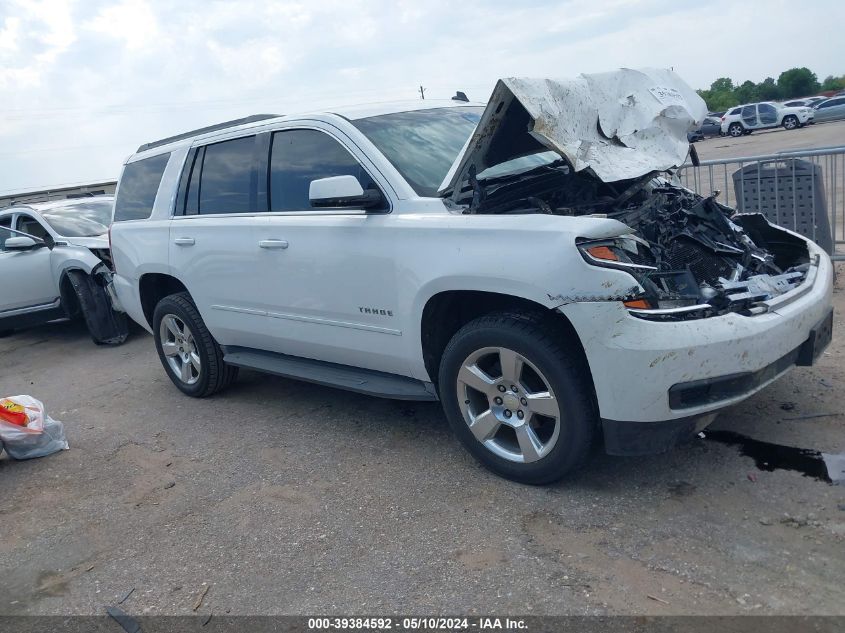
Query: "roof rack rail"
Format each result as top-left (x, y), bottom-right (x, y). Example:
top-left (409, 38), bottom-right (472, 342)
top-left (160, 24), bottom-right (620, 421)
top-left (136, 114), bottom-right (282, 153)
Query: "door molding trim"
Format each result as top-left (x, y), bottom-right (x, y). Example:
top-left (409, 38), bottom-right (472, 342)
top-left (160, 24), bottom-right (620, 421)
top-left (210, 304), bottom-right (401, 336)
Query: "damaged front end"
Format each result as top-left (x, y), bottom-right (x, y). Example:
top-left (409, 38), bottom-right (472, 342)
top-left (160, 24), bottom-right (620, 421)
top-left (439, 69), bottom-right (813, 319)
top-left (575, 186), bottom-right (811, 319)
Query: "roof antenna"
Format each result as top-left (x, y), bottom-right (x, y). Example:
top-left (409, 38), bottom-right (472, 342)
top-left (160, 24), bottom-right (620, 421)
top-left (452, 91), bottom-right (469, 102)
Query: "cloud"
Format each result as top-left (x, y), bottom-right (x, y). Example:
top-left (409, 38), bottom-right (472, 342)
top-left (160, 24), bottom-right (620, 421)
top-left (0, 0), bottom-right (842, 192)
top-left (85, 0), bottom-right (159, 52)
top-left (0, 0), bottom-right (76, 90)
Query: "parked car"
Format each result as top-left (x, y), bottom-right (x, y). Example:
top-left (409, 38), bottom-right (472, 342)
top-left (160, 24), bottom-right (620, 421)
top-left (720, 102), bottom-right (813, 137)
top-left (108, 70), bottom-right (832, 484)
top-left (688, 116), bottom-right (722, 141)
top-left (812, 96), bottom-right (845, 123)
top-left (0, 197), bottom-right (127, 343)
top-left (782, 97), bottom-right (826, 108)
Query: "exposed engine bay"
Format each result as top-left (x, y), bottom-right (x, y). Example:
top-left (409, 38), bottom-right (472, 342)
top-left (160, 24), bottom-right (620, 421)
top-left (457, 163), bottom-right (811, 319)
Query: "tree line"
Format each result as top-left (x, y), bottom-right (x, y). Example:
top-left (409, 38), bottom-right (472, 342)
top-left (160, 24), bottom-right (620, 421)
top-left (697, 68), bottom-right (845, 112)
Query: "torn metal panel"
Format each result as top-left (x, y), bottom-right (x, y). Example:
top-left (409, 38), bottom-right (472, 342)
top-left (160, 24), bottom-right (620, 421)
top-left (440, 68), bottom-right (707, 196)
top-left (67, 267), bottom-right (129, 345)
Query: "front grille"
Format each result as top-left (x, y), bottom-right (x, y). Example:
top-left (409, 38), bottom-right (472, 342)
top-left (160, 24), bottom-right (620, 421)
top-left (662, 239), bottom-right (736, 284)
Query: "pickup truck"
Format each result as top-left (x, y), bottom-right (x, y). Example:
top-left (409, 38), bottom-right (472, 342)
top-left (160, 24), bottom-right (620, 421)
top-left (108, 68), bottom-right (833, 483)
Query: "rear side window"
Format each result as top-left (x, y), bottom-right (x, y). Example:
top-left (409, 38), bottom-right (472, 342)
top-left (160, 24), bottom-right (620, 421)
top-left (195, 136), bottom-right (255, 214)
top-left (269, 129), bottom-right (381, 211)
top-left (114, 153), bottom-right (170, 221)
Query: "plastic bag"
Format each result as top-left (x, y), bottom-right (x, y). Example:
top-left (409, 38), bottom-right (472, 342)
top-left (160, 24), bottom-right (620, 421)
top-left (0, 395), bottom-right (69, 459)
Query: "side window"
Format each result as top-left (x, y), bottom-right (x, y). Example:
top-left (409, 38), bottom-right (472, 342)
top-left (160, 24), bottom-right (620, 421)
top-left (196, 136), bottom-right (255, 214)
top-left (0, 219), bottom-right (10, 250)
top-left (269, 129), bottom-right (382, 212)
top-left (114, 153), bottom-right (170, 221)
top-left (729, 108), bottom-right (741, 115)
top-left (16, 215), bottom-right (48, 240)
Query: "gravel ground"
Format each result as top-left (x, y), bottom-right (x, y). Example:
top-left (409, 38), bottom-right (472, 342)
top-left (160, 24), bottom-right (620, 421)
top-left (2, 128), bottom-right (845, 617)
top-left (2, 273), bottom-right (843, 617)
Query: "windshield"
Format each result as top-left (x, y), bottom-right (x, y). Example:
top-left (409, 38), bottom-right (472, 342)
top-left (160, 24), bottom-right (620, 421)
top-left (40, 199), bottom-right (113, 237)
top-left (353, 106), bottom-right (483, 196)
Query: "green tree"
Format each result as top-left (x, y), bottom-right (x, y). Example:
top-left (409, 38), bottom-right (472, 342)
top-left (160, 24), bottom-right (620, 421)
top-left (734, 80), bottom-right (758, 104)
top-left (756, 77), bottom-right (781, 100)
top-left (777, 67), bottom-right (820, 98)
top-left (821, 75), bottom-right (845, 91)
top-left (710, 77), bottom-right (734, 93)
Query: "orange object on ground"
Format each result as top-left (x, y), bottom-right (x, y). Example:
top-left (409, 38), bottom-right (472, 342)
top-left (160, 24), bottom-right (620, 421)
top-left (0, 398), bottom-right (29, 426)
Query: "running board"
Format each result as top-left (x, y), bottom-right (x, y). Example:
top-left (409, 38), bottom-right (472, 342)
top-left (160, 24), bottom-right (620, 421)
top-left (222, 347), bottom-right (438, 401)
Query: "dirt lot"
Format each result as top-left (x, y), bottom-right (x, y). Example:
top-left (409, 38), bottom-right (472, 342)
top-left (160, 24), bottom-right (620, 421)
top-left (3, 130), bottom-right (845, 618)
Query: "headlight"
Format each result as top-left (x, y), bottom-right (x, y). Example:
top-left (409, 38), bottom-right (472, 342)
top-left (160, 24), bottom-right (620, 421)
top-left (577, 237), bottom-right (712, 317)
top-left (577, 236), bottom-right (657, 273)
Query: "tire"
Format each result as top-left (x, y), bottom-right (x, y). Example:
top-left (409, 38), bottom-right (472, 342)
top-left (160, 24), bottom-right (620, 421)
top-left (438, 312), bottom-right (597, 484)
top-left (152, 292), bottom-right (238, 397)
top-left (783, 115), bottom-right (798, 130)
top-left (728, 122), bottom-right (744, 137)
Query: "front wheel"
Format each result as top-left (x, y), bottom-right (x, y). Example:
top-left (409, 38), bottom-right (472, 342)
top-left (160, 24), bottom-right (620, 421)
top-left (783, 115), bottom-right (798, 130)
top-left (438, 313), bottom-right (597, 484)
top-left (152, 292), bottom-right (238, 397)
top-left (728, 122), bottom-right (744, 137)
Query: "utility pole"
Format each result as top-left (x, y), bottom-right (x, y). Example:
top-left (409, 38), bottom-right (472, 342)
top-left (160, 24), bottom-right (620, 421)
top-left (419, 85), bottom-right (426, 100)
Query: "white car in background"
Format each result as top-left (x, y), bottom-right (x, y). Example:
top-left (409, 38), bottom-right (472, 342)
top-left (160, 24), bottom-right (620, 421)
top-left (720, 101), bottom-right (813, 137)
top-left (0, 197), bottom-right (127, 343)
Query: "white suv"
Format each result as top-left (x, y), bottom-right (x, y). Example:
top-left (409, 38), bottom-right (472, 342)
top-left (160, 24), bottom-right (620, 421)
top-left (109, 70), bottom-right (833, 483)
top-left (720, 101), bottom-right (813, 137)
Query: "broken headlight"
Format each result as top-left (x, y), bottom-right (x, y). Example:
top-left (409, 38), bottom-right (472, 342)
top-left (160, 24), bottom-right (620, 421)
top-left (577, 237), bottom-right (711, 317)
top-left (577, 236), bottom-right (657, 273)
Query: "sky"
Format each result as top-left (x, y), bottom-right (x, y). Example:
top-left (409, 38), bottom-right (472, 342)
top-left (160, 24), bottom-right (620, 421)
top-left (1, 0), bottom-right (843, 194)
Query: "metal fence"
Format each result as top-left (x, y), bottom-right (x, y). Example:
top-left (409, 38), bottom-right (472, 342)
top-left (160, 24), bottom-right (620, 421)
top-left (676, 146), bottom-right (845, 261)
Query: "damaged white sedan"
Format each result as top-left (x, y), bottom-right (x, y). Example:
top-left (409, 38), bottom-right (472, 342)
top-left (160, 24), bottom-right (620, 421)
top-left (109, 68), bottom-right (833, 484)
top-left (0, 197), bottom-right (128, 344)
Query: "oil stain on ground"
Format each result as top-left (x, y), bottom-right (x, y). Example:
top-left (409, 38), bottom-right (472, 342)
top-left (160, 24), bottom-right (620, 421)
top-left (704, 430), bottom-right (845, 484)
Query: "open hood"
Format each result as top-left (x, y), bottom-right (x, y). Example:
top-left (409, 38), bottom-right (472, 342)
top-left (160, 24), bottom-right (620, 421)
top-left (439, 68), bottom-right (707, 198)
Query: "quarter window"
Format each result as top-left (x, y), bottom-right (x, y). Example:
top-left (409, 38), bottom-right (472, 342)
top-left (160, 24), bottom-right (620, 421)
top-left (114, 153), bottom-right (170, 221)
top-left (269, 129), bottom-right (382, 212)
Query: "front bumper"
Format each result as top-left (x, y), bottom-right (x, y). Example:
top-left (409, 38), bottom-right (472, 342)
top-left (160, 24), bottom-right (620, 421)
top-left (558, 240), bottom-right (833, 451)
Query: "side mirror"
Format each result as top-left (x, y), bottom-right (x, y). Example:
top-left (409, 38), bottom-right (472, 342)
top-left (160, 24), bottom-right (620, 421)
top-left (309, 175), bottom-right (383, 209)
top-left (5, 236), bottom-right (44, 251)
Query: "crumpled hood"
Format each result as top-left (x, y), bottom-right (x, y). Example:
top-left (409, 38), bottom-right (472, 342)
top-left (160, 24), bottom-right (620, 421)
top-left (439, 67), bottom-right (708, 197)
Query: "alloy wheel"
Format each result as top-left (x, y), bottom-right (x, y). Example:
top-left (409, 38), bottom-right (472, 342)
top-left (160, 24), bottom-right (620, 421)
top-left (456, 346), bottom-right (562, 463)
top-left (159, 314), bottom-right (201, 385)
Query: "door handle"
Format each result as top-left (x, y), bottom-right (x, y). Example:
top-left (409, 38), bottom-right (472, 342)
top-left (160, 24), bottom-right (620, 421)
top-left (259, 239), bottom-right (289, 250)
top-left (174, 237), bottom-right (195, 246)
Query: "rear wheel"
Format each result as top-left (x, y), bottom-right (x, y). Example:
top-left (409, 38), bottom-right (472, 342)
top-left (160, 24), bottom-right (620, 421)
top-left (783, 115), bottom-right (799, 130)
top-left (438, 313), bottom-right (596, 484)
top-left (728, 122), bottom-right (744, 137)
top-left (152, 292), bottom-right (238, 397)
